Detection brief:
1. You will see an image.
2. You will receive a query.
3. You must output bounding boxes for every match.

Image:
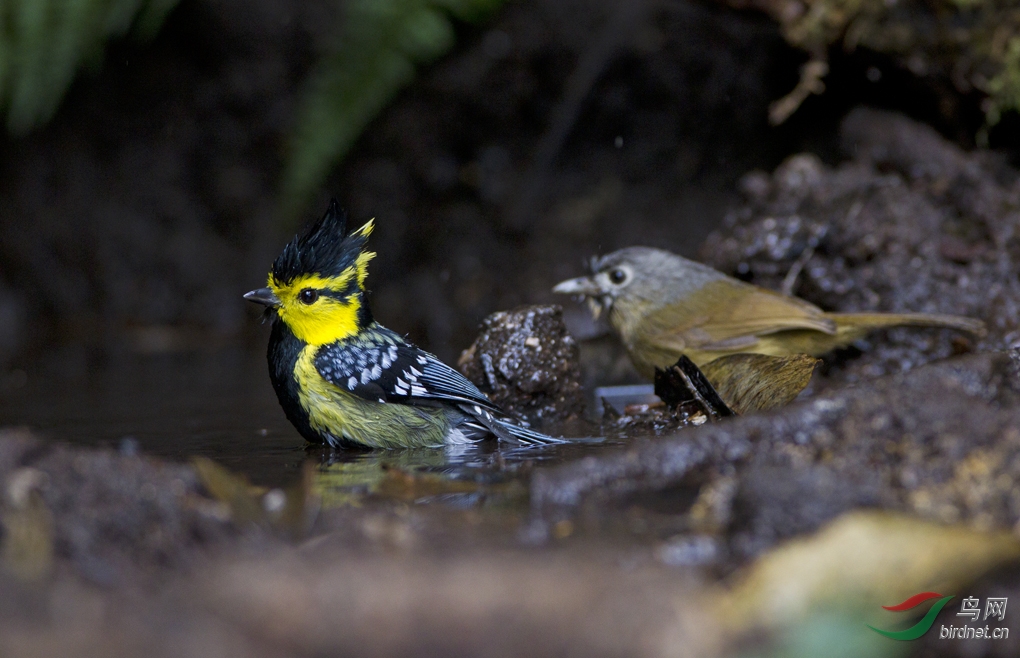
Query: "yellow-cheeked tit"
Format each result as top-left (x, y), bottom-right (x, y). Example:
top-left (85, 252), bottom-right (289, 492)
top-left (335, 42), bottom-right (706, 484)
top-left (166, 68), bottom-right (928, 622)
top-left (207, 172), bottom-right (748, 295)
top-left (245, 200), bottom-right (561, 449)
top-left (554, 246), bottom-right (986, 379)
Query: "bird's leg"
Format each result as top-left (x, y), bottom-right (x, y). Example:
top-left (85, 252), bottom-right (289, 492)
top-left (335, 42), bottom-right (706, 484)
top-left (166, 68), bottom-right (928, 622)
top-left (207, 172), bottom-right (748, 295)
top-left (781, 221), bottom-right (832, 296)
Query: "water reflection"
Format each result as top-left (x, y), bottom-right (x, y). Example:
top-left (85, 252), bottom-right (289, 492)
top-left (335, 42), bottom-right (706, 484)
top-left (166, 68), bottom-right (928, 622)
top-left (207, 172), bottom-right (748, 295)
top-left (308, 436), bottom-right (612, 509)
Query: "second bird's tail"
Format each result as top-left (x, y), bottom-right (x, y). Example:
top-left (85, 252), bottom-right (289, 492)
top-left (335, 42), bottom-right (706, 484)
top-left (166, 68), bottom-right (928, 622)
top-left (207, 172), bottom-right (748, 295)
top-left (827, 311), bottom-right (987, 338)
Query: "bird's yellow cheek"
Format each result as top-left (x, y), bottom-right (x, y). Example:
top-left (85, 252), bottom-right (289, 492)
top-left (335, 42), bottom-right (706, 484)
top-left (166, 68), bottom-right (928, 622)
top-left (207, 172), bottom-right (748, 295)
top-left (279, 298), bottom-right (361, 346)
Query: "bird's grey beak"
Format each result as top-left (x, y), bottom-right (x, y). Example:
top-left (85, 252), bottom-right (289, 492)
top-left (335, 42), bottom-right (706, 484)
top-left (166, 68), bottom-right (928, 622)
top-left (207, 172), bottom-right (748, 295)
top-left (553, 276), bottom-right (611, 320)
top-left (552, 276), bottom-right (604, 297)
top-left (244, 288), bottom-right (281, 307)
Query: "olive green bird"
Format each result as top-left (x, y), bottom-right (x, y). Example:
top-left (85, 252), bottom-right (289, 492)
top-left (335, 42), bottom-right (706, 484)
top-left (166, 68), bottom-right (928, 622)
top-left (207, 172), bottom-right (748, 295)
top-left (554, 247), bottom-right (987, 381)
top-left (245, 199), bottom-right (562, 449)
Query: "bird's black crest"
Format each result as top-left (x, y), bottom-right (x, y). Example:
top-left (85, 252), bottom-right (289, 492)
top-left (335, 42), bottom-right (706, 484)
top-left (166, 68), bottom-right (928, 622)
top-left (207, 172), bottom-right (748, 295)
top-left (271, 198), bottom-right (370, 284)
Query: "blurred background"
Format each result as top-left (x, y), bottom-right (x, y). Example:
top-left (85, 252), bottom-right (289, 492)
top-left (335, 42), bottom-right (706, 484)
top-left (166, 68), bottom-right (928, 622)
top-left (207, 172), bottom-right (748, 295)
top-left (0, 0), bottom-right (1017, 391)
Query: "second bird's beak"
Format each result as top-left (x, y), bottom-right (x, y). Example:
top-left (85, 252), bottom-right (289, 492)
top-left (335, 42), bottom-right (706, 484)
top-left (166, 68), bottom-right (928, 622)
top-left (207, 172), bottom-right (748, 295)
top-left (552, 276), bottom-right (604, 297)
top-left (553, 276), bottom-right (611, 320)
top-left (244, 287), bottom-right (281, 307)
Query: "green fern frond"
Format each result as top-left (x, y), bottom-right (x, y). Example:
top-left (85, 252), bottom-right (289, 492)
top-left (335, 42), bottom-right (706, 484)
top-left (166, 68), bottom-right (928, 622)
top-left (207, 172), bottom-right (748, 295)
top-left (281, 0), bottom-right (506, 221)
top-left (0, 0), bottom-right (179, 135)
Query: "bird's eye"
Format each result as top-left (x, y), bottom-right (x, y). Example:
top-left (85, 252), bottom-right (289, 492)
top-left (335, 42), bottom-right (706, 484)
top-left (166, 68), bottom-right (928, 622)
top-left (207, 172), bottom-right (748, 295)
top-left (298, 288), bottom-right (319, 304)
top-left (608, 268), bottom-right (628, 284)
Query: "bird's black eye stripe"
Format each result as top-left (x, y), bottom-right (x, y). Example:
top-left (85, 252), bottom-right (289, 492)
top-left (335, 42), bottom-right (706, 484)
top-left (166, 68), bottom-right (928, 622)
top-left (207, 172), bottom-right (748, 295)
top-left (315, 275), bottom-right (361, 302)
top-left (298, 288), bottom-right (319, 304)
top-left (609, 268), bottom-right (627, 284)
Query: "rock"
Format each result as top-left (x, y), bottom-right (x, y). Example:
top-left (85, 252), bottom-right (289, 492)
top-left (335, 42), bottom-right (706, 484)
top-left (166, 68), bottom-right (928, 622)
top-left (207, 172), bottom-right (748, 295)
top-left (458, 305), bottom-right (585, 423)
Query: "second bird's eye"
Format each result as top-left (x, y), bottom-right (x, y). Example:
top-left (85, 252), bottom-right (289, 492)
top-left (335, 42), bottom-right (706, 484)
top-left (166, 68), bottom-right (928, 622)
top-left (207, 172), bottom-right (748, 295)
top-left (608, 268), bottom-right (627, 284)
top-left (298, 288), bottom-right (319, 304)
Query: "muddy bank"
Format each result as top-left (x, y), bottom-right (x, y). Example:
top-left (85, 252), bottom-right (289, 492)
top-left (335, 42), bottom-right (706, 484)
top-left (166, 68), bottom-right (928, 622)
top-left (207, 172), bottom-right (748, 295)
top-left (0, 428), bottom-right (234, 584)
top-left (0, 426), bottom-right (715, 658)
top-left (534, 350), bottom-right (1020, 556)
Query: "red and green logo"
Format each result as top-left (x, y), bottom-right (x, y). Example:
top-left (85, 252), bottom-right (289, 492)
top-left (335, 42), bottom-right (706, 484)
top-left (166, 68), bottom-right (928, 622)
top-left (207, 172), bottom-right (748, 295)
top-left (868, 592), bottom-right (955, 640)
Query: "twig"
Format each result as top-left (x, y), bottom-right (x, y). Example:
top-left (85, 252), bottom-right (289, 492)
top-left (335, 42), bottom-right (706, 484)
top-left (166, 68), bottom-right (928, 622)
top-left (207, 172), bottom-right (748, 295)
top-left (769, 59), bottom-right (828, 126)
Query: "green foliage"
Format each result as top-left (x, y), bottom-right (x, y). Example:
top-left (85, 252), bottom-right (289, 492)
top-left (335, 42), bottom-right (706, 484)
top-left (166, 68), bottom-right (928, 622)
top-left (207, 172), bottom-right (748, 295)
top-left (281, 0), bottom-right (506, 220)
top-left (0, 0), bottom-right (178, 135)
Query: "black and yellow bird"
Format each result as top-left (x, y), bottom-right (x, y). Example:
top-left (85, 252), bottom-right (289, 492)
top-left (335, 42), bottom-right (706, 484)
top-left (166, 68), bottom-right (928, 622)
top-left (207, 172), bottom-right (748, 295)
top-left (245, 200), bottom-right (561, 449)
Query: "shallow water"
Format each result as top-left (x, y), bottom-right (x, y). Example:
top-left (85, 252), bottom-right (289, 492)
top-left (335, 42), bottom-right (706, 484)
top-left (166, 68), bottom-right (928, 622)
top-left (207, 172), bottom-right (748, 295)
top-left (1, 348), bottom-right (314, 486)
top-left (0, 347), bottom-right (624, 497)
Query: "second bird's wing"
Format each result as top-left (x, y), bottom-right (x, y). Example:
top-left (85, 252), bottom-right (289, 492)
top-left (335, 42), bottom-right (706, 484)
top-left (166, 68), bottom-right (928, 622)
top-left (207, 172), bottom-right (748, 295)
top-left (646, 281), bottom-right (838, 352)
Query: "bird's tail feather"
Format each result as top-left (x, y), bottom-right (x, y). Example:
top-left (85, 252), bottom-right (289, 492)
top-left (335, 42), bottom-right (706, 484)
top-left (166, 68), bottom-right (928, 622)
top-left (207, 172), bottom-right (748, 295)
top-left (828, 312), bottom-right (986, 337)
top-left (496, 419), bottom-right (566, 446)
top-left (460, 403), bottom-right (565, 446)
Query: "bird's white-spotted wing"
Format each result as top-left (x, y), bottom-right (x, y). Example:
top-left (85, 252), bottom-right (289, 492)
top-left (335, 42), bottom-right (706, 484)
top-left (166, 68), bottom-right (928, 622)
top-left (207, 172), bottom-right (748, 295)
top-left (313, 329), bottom-right (499, 410)
top-left (312, 327), bottom-right (564, 446)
